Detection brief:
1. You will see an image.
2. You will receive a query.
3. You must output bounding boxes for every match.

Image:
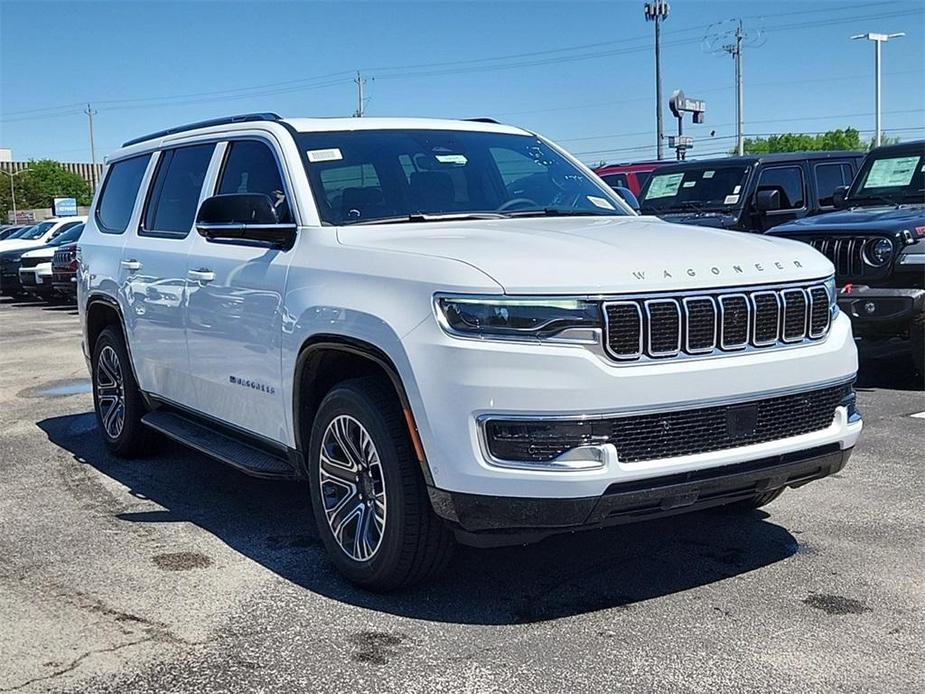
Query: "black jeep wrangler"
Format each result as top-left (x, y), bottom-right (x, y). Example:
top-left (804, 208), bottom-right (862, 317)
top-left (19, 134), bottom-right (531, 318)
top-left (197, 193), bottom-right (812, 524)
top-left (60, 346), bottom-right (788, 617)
top-left (637, 151), bottom-right (863, 233)
top-left (768, 141), bottom-right (925, 375)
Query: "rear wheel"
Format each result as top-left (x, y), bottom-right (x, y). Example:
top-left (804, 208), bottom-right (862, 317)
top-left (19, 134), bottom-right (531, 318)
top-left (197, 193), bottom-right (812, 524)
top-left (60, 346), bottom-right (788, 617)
top-left (92, 326), bottom-right (152, 457)
top-left (307, 377), bottom-right (454, 591)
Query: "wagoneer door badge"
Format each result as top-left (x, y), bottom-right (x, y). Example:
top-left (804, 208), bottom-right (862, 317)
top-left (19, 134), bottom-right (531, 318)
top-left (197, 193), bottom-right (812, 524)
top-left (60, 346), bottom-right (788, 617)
top-left (229, 375), bottom-right (276, 395)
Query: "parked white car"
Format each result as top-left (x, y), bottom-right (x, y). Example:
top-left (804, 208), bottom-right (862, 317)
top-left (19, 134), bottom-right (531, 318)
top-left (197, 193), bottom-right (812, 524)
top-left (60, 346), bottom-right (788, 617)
top-left (18, 223), bottom-right (85, 299)
top-left (78, 114), bottom-right (861, 590)
top-left (0, 216), bottom-right (85, 253)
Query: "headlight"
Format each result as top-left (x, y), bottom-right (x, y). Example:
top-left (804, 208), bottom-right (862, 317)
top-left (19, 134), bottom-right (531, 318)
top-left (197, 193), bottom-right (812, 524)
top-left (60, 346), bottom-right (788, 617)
top-left (864, 237), bottom-right (893, 266)
top-left (435, 296), bottom-right (601, 340)
top-left (824, 274), bottom-right (839, 319)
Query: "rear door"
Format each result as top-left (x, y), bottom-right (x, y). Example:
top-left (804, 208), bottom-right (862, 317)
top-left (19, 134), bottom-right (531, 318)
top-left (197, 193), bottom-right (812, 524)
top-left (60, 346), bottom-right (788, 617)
top-left (184, 137), bottom-right (296, 442)
top-left (120, 143), bottom-right (215, 406)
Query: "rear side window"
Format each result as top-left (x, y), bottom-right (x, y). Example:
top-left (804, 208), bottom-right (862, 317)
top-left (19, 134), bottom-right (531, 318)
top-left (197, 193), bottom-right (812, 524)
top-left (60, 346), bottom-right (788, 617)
top-left (96, 154), bottom-right (150, 234)
top-left (601, 173), bottom-right (628, 189)
top-left (217, 140), bottom-right (291, 222)
top-left (756, 165), bottom-right (805, 209)
top-left (814, 162), bottom-right (855, 207)
top-left (142, 144), bottom-right (214, 237)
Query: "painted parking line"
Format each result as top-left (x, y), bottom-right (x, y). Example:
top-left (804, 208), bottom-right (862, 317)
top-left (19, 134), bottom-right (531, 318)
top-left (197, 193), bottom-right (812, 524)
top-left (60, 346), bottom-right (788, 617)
top-left (911, 412), bottom-right (925, 419)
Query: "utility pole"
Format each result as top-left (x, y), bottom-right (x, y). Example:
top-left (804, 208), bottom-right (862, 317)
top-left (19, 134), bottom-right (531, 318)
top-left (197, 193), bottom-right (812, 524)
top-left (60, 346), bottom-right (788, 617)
top-left (851, 32), bottom-right (904, 147)
top-left (85, 104), bottom-right (98, 190)
top-left (353, 71), bottom-right (367, 117)
top-left (644, 1), bottom-right (670, 160)
top-left (721, 20), bottom-right (745, 156)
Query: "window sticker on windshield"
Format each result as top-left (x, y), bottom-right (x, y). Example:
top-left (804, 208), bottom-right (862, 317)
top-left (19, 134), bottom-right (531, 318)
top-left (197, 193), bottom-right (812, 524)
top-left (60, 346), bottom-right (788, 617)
top-left (865, 156), bottom-right (919, 188)
top-left (587, 195), bottom-right (615, 210)
top-left (307, 148), bottom-right (343, 163)
top-left (646, 173), bottom-right (684, 199)
top-left (703, 170), bottom-right (715, 178)
top-left (724, 194), bottom-right (740, 205)
top-left (683, 180), bottom-right (696, 188)
top-left (733, 185), bottom-right (741, 194)
top-left (434, 153), bottom-right (467, 165)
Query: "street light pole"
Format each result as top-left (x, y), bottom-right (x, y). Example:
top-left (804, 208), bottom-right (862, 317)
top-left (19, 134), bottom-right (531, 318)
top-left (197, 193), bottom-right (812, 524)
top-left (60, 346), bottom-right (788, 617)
top-left (85, 104), bottom-right (99, 190)
top-left (0, 169), bottom-right (26, 224)
top-left (851, 32), bottom-right (905, 147)
top-left (644, 1), bottom-right (670, 161)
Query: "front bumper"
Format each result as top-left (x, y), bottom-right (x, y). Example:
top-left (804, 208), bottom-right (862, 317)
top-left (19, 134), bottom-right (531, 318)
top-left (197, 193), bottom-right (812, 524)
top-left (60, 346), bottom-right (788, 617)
top-left (0, 266), bottom-right (22, 294)
top-left (402, 312), bottom-right (860, 499)
top-left (19, 267), bottom-right (56, 295)
top-left (838, 285), bottom-right (925, 336)
top-left (431, 444), bottom-right (852, 546)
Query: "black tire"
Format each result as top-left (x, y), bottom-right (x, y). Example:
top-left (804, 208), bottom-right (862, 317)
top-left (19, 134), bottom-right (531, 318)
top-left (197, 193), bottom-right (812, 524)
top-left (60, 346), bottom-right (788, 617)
top-left (910, 310), bottom-right (925, 378)
top-left (720, 488), bottom-right (785, 513)
top-left (307, 377), bottom-right (454, 591)
top-left (91, 326), bottom-right (153, 457)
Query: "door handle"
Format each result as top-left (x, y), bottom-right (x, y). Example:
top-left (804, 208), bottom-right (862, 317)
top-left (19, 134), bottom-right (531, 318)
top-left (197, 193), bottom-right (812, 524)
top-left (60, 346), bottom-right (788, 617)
top-left (187, 268), bottom-right (215, 283)
top-left (120, 259), bottom-right (142, 272)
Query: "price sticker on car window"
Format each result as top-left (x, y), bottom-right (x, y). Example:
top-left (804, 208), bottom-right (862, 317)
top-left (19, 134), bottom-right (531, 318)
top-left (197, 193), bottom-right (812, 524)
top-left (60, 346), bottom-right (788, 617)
top-left (645, 173), bottom-right (684, 199)
top-left (865, 156), bottom-right (919, 187)
top-left (307, 148), bottom-right (343, 163)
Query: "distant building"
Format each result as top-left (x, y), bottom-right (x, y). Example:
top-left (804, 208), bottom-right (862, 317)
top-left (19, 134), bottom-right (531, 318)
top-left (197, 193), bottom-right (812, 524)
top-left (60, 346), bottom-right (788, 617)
top-left (0, 149), bottom-right (103, 189)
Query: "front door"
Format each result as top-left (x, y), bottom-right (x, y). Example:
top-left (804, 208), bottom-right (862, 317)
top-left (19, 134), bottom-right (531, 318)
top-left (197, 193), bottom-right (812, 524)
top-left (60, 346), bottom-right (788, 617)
top-left (121, 143), bottom-right (215, 407)
top-left (185, 138), bottom-right (296, 443)
top-left (752, 164), bottom-right (809, 232)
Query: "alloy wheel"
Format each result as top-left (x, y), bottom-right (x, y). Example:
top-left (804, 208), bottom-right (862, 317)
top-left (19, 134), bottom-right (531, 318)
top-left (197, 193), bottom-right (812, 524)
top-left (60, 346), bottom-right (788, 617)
top-left (319, 414), bottom-right (387, 561)
top-left (96, 345), bottom-right (126, 440)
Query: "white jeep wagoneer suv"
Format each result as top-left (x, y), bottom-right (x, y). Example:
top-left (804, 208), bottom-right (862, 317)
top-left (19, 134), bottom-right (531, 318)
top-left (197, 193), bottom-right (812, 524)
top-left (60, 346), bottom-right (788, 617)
top-left (78, 113), bottom-right (861, 590)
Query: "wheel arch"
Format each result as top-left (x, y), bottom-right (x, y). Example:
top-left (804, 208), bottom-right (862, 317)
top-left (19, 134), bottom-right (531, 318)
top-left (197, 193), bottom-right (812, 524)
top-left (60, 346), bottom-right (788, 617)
top-left (85, 293), bottom-right (143, 386)
top-left (292, 335), bottom-right (433, 485)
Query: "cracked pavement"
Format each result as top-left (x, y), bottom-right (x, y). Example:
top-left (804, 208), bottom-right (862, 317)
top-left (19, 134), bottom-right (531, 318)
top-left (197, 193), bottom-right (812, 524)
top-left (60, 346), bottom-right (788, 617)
top-left (1, 296), bottom-right (923, 693)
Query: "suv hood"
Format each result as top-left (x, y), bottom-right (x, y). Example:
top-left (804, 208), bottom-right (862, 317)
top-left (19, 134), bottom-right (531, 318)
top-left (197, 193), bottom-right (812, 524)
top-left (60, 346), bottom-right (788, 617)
top-left (337, 216), bottom-right (831, 294)
top-left (0, 239), bottom-right (50, 254)
top-left (21, 246), bottom-right (56, 259)
top-left (771, 204), bottom-right (925, 234)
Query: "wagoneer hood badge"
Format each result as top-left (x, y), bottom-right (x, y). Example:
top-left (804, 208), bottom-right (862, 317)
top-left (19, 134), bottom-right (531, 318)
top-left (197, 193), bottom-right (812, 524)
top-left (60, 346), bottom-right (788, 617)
top-left (337, 215), bottom-right (832, 294)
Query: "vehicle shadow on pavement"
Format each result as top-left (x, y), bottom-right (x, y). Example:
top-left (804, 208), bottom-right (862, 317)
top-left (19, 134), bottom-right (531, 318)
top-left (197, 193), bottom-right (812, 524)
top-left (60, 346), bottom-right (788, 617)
top-left (855, 344), bottom-right (923, 392)
top-left (40, 412), bottom-right (801, 626)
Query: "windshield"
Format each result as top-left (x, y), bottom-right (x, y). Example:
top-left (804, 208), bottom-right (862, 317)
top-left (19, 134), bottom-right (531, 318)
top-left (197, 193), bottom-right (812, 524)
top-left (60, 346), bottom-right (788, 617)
top-left (298, 129), bottom-right (627, 225)
top-left (49, 224), bottom-right (84, 246)
top-left (849, 148), bottom-right (925, 205)
top-left (639, 165), bottom-right (749, 213)
top-left (16, 221), bottom-right (55, 240)
top-left (4, 226), bottom-right (30, 239)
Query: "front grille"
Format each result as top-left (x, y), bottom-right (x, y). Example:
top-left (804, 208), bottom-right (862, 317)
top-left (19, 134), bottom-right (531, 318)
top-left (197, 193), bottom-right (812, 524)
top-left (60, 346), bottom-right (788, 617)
top-left (604, 282), bottom-right (829, 361)
top-left (19, 256), bottom-right (45, 269)
top-left (803, 236), bottom-right (893, 281)
top-left (484, 384), bottom-right (850, 465)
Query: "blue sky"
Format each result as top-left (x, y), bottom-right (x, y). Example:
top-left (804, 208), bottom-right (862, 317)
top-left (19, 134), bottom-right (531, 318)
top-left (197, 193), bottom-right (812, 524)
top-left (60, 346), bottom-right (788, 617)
top-left (1, 0), bottom-right (923, 165)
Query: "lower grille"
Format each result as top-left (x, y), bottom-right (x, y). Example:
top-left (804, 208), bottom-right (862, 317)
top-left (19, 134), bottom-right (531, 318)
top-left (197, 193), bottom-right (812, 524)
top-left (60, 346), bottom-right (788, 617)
top-left (483, 383), bottom-right (850, 464)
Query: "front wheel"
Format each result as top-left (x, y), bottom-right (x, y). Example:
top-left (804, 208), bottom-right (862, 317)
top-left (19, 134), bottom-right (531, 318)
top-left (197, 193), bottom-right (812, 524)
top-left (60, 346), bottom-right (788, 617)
top-left (307, 377), bottom-right (454, 591)
top-left (91, 326), bottom-right (153, 457)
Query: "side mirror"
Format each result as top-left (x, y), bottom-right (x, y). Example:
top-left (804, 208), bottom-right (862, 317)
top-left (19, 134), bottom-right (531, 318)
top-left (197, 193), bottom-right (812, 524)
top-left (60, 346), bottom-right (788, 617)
top-left (195, 193), bottom-right (296, 249)
top-left (612, 186), bottom-right (641, 213)
top-left (754, 189), bottom-right (781, 213)
top-left (832, 185), bottom-right (849, 209)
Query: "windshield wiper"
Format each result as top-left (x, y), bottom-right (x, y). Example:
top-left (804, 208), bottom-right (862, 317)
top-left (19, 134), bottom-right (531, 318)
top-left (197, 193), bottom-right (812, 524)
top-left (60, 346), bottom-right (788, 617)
top-left (505, 208), bottom-right (614, 218)
top-left (850, 193), bottom-right (902, 208)
top-left (347, 212), bottom-right (510, 226)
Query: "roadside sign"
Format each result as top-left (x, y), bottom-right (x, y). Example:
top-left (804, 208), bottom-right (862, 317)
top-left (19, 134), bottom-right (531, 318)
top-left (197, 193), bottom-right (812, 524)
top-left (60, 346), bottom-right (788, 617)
top-left (53, 197), bottom-right (78, 216)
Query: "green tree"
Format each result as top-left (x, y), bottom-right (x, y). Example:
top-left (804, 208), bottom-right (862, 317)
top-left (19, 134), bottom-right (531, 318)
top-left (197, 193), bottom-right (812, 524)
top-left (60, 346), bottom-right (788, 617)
top-left (0, 160), bottom-right (92, 222)
top-left (740, 128), bottom-right (866, 155)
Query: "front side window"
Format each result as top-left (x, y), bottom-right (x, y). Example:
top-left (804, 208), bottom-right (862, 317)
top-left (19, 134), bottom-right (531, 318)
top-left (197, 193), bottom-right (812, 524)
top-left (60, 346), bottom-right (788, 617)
top-left (298, 129), bottom-right (625, 225)
top-left (756, 166), bottom-right (805, 210)
top-left (142, 144), bottom-right (214, 236)
top-left (814, 162), bottom-right (854, 207)
top-left (601, 173), bottom-right (628, 189)
top-left (639, 165), bottom-right (749, 213)
top-left (849, 149), bottom-right (924, 205)
top-left (218, 140), bottom-right (291, 222)
top-left (96, 154), bottom-right (151, 234)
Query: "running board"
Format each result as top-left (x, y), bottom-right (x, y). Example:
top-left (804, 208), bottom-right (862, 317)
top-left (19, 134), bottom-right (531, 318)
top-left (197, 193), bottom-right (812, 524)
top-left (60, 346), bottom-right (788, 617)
top-left (141, 410), bottom-right (298, 479)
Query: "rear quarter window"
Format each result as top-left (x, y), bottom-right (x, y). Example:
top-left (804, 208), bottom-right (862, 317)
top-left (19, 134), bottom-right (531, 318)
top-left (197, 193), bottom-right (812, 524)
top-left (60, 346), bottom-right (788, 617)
top-left (96, 154), bottom-right (151, 234)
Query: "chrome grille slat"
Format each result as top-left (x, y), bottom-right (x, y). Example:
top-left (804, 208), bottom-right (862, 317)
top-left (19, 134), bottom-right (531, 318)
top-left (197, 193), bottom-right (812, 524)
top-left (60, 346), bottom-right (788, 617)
top-left (603, 282), bottom-right (829, 362)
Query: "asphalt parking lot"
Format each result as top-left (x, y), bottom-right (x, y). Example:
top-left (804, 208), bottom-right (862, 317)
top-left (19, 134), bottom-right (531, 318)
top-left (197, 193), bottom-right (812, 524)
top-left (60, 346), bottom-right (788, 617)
top-left (0, 296), bottom-right (922, 694)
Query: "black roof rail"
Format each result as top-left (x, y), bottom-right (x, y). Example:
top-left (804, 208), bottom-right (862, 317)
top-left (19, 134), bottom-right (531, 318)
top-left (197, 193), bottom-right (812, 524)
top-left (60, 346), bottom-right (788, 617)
top-left (122, 112), bottom-right (282, 147)
top-left (466, 117), bottom-right (500, 124)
